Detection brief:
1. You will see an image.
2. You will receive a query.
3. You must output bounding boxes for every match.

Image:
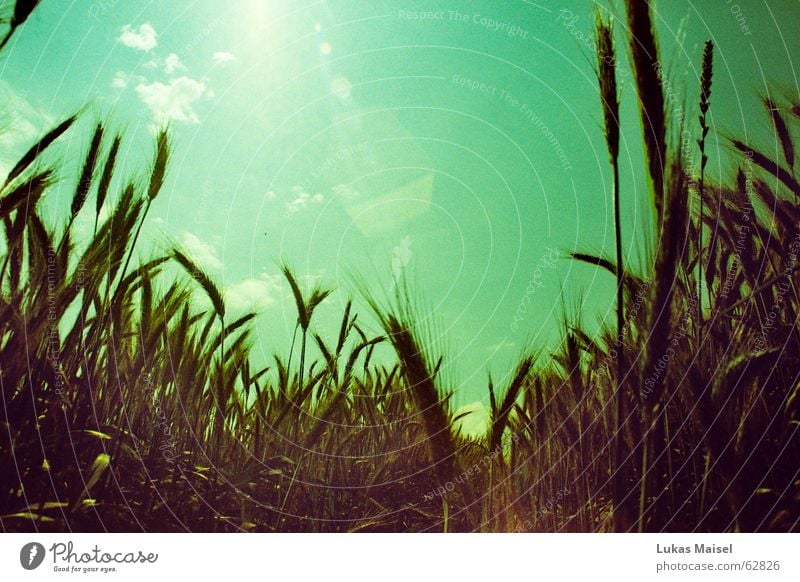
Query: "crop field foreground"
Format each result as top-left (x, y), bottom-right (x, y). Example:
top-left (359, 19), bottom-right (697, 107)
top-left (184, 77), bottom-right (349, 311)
top-left (1, 0), bottom-right (799, 533)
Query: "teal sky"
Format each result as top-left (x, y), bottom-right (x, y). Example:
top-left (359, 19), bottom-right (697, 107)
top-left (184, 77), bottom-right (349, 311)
top-left (1, 1), bottom-right (798, 417)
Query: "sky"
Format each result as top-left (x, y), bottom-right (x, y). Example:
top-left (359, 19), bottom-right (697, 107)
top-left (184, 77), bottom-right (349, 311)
top-left (1, 0), bottom-right (798, 425)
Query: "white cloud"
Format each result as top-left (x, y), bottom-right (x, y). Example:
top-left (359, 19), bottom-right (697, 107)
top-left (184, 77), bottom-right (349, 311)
top-left (119, 23), bottom-right (157, 52)
top-left (453, 402), bottom-right (491, 439)
top-left (487, 340), bottom-right (516, 352)
top-left (0, 81), bottom-right (52, 178)
top-left (135, 76), bottom-right (207, 124)
top-left (225, 273), bottom-right (283, 313)
top-left (286, 185), bottom-right (324, 215)
top-left (111, 71), bottom-right (128, 89)
top-left (213, 51), bottom-right (236, 64)
top-left (179, 232), bottom-right (222, 270)
top-left (164, 53), bottom-right (184, 75)
top-left (332, 182), bottom-right (361, 202)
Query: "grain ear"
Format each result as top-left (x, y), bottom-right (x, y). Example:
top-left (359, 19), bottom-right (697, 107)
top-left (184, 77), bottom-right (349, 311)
top-left (625, 0), bottom-right (667, 225)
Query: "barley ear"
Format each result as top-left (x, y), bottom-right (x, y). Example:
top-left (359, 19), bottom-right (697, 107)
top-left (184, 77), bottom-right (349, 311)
top-left (95, 135), bottom-right (122, 234)
top-left (172, 248), bottom-right (226, 320)
top-left (765, 98), bottom-right (795, 171)
top-left (71, 122), bottom-right (105, 220)
top-left (148, 129), bottom-right (171, 202)
top-left (625, 0), bottom-right (667, 225)
top-left (595, 9), bottom-right (620, 163)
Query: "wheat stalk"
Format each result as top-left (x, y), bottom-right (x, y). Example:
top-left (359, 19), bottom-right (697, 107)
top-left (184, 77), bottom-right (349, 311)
top-left (697, 40), bottom-right (713, 325)
top-left (595, 8), bottom-right (633, 532)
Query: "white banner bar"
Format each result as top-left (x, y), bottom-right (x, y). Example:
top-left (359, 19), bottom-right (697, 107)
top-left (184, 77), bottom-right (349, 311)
top-left (1, 534), bottom-right (797, 581)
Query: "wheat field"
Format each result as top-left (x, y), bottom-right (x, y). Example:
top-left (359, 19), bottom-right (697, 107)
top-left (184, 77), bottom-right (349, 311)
top-left (1, 0), bottom-right (798, 533)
